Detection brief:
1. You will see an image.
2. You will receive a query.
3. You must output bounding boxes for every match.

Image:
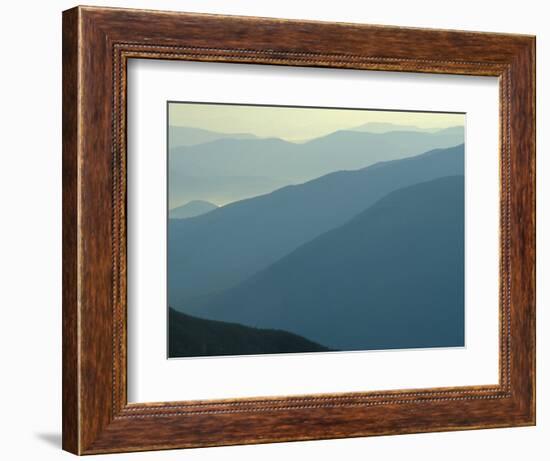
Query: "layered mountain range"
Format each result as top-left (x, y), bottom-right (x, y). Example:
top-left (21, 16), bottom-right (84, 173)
top-left (167, 124), bottom-right (465, 356)
top-left (168, 125), bottom-right (464, 207)
top-left (179, 175), bottom-right (464, 351)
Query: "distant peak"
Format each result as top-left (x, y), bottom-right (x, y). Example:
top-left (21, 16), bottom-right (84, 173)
top-left (351, 122), bottom-right (464, 135)
top-left (169, 200), bottom-right (218, 219)
top-left (168, 125), bottom-right (259, 147)
top-left (184, 199), bottom-right (218, 206)
top-left (351, 122), bottom-right (424, 133)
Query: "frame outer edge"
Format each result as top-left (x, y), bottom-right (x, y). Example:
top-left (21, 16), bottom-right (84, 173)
top-left (531, 36), bottom-right (537, 425)
top-left (528, 35), bottom-right (536, 425)
top-left (62, 6), bottom-right (81, 455)
top-left (502, 36), bottom-right (536, 424)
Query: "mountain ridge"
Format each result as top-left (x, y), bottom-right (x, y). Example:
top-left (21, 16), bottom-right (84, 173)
top-left (168, 144), bottom-right (464, 306)
top-left (169, 200), bottom-right (218, 219)
top-left (169, 125), bottom-right (259, 147)
top-left (169, 307), bottom-right (331, 357)
top-left (181, 175), bottom-right (465, 351)
top-left (168, 127), bottom-right (464, 205)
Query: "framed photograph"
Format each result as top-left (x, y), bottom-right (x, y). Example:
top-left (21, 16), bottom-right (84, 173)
top-left (62, 6), bottom-right (535, 455)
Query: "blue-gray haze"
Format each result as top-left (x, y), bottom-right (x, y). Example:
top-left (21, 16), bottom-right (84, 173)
top-left (167, 125), bottom-right (465, 355)
top-left (169, 126), bottom-right (464, 206)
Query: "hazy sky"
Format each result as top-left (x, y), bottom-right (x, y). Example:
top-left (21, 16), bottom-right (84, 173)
top-left (169, 102), bottom-right (464, 142)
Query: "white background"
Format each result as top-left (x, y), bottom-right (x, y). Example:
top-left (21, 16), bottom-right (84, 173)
top-left (0, 1), bottom-right (546, 460)
top-left (128, 60), bottom-right (499, 402)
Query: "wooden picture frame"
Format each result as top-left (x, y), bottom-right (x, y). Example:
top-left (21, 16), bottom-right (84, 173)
top-left (62, 5), bottom-right (535, 455)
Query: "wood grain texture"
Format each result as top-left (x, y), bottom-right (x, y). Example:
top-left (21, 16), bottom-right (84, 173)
top-left (62, 7), bottom-right (80, 454)
top-left (62, 5), bottom-right (536, 455)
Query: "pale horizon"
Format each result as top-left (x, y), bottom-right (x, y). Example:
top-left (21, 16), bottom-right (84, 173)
top-left (169, 102), bottom-right (465, 142)
top-left (168, 102), bottom-right (465, 209)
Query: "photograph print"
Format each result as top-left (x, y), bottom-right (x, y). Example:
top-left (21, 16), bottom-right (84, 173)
top-left (167, 102), bottom-right (465, 358)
